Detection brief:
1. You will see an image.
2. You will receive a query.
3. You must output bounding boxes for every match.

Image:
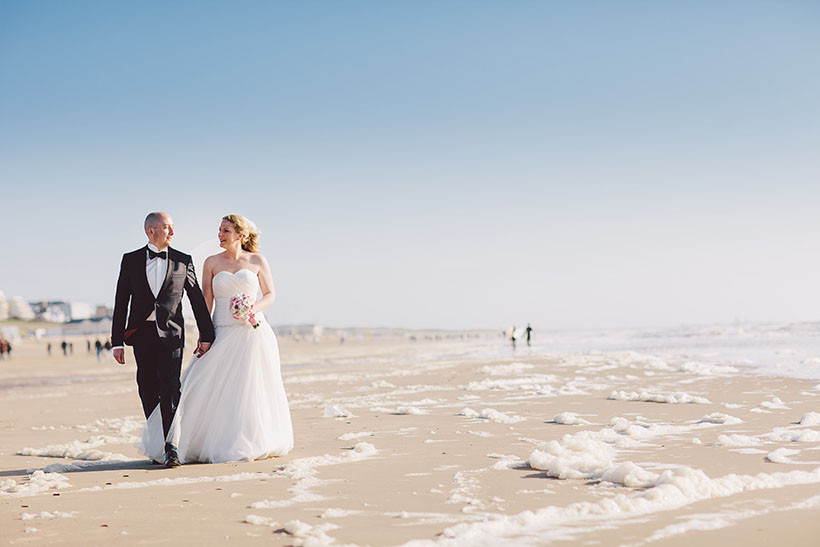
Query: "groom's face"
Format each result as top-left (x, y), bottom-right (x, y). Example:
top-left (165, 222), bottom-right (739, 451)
top-left (147, 214), bottom-right (174, 249)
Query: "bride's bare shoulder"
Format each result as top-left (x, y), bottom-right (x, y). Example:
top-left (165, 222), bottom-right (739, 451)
top-left (203, 252), bottom-right (227, 270)
top-left (249, 252), bottom-right (270, 267)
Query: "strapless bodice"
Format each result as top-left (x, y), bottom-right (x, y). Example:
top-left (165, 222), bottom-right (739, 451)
top-left (212, 269), bottom-right (265, 327)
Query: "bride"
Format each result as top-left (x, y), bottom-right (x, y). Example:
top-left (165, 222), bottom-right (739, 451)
top-left (140, 214), bottom-right (294, 464)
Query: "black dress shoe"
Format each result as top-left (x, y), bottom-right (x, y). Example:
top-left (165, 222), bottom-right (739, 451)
top-left (165, 447), bottom-right (181, 468)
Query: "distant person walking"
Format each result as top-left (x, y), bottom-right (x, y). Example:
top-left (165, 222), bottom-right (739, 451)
top-left (95, 340), bottom-right (103, 362)
top-left (510, 326), bottom-right (517, 349)
top-left (61, 340), bottom-right (67, 356)
top-left (0, 339), bottom-right (7, 360)
top-left (47, 342), bottom-right (52, 356)
top-left (525, 324), bottom-right (533, 347)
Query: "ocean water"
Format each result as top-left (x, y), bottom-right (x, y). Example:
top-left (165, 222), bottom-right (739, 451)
top-left (529, 322), bottom-right (820, 380)
top-left (417, 322), bottom-right (820, 381)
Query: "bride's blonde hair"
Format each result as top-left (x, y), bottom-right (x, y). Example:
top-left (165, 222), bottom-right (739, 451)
top-left (223, 214), bottom-right (261, 253)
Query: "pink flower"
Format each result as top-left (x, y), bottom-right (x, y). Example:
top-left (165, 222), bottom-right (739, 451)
top-left (229, 293), bottom-right (260, 329)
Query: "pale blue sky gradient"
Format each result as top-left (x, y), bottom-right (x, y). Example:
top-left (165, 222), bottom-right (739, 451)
top-left (1, 1), bottom-right (819, 329)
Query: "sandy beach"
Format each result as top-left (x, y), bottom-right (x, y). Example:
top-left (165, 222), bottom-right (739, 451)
top-left (2, 326), bottom-right (820, 546)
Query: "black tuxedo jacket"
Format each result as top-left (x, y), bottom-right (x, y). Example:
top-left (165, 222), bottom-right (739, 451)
top-left (111, 246), bottom-right (215, 349)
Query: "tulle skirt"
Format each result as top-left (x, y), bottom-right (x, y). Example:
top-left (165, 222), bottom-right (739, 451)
top-left (139, 321), bottom-right (294, 463)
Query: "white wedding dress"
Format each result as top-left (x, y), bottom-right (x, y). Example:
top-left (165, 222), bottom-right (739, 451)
top-left (139, 269), bottom-right (294, 463)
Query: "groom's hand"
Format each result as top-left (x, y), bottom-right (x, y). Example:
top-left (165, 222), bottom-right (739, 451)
top-left (113, 348), bottom-right (125, 365)
top-left (195, 341), bottom-right (211, 358)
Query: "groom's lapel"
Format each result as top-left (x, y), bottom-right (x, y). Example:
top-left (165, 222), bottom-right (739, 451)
top-left (137, 246), bottom-right (154, 297)
top-left (158, 248), bottom-right (175, 298)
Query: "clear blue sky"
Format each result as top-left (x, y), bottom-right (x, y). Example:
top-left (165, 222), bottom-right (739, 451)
top-left (1, 1), bottom-right (818, 329)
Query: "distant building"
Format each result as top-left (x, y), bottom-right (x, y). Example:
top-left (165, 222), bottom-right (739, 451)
top-left (31, 301), bottom-right (93, 323)
top-left (32, 301), bottom-right (69, 322)
top-left (8, 297), bottom-right (34, 320)
top-left (0, 325), bottom-right (20, 342)
top-left (94, 305), bottom-right (113, 319)
top-left (0, 291), bottom-right (8, 321)
top-left (68, 302), bottom-right (93, 321)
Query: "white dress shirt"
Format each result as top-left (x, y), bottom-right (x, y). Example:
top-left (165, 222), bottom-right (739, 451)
top-left (145, 243), bottom-right (169, 321)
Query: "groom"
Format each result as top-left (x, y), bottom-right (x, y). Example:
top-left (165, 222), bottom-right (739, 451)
top-left (111, 212), bottom-right (215, 468)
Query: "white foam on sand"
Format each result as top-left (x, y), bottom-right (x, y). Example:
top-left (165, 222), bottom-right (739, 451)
top-left (486, 453), bottom-right (529, 471)
top-left (799, 412), bottom-right (820, 426)
top-left (716, 434), bottom-right (763, 447)
top-left (606, 416), bottom-right (724, 443)
top-left (283, 519), bottom-right (339, 547)
top-left (528, 432), bottom-right (650, 484)
top-left (551, 412), bottom-right (591, 426)
top-left (17, 418), bottom-right (141, 461)
top-left (396, 406), bottom-right (430, 415)
top-left (74, 416), bottom-right (143, 435)
top-left (760, 397), bottom-right (790, 410)
top-left (243, 514), bottom-right (279, 527)
top-left (457, 408), bottom-right (525, 424)
top-left (319, 508), bottom-right (362, 518)
top-left (698, 413), bottom-right (742, 425)
top-left (766, 447), bottom-right (802, 464)
top-left (336, 431), bottom-right (374, 441)
top-left (642, 492), bottom-right (820, 543)
top-left (0, 471), bottom-right (71, 497)
top-left (762, 427), bottom-right (820, 443)
top-left (528, 411), bottom-right (754, 485)
top-left (678, 361), bottom-right (739, 376)
top-left (405, 466), bottom-right (820, 546)
top-left (463, 375), bottom-right (564, 392)
top-left (608, 391), bottom-right (711, 404)
top-left (17, 441), bottom-right (130, 462)
top-left (478, 363), bottom-right (535, 376)
top-left (322, 405), bottom-right (355, 418)
top-left (370, 406), bottom-right (431, 415)
top-left (446, 470), bottom-right (484, 510)
top-left (250, 442), bottom-right (378, 510)
top-left (21, 511), bottom-right (78, 520)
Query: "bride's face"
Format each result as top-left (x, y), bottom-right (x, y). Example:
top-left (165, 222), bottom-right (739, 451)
top-left (218, 220), bottom-right (241, 248)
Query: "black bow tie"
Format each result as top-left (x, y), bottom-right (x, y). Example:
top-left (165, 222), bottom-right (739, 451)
top-left (148, 249), bottom-right (167, 260)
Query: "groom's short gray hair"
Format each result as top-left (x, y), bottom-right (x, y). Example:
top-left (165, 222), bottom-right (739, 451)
top-left (144, 212), bottom-right (165, 231)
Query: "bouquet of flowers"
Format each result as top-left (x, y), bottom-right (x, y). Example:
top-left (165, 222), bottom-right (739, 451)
top-left (230, 293), bottom-right (259, 329)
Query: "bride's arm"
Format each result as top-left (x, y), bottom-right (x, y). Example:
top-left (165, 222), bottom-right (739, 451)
top-left (252, 254), bottom-right (276, 314)
top-left (202, 256), bottom-right (215, 314)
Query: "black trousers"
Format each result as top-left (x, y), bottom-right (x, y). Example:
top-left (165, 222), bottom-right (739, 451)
top-left (132, 321), bottom-right (182, 443)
